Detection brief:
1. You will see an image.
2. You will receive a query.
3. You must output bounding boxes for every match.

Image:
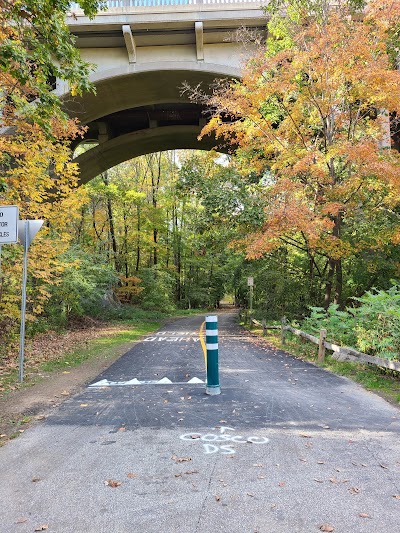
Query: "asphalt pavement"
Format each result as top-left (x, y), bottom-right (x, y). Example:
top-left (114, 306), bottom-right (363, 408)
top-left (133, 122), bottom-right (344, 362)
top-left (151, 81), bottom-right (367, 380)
top-left (1, 311), bottom-right (399, 533)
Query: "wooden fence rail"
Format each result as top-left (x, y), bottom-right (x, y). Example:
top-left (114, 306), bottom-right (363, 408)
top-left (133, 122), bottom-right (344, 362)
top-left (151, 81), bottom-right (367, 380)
top-left (239, 311), bottom-right (400, 373)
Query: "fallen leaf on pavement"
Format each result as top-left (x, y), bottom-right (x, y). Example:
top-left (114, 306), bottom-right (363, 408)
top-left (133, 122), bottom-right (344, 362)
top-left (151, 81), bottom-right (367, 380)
top-left (359, 513), bottom-right (371, 518)
top-left (278, 481), bottom-right (286, 487)
top-left (171, 455), bottom-right (192, 463)
top-left (319, 525), bottom-right (334, 532)
top-left (104, 479), bottom-right (121, 488)
top-left (34, 526), bottom-right (48, 531)
top-left (127, 473), bottom-right (137, 479)
top-left (15, 518), bottom-right (28, 524)
top-left (80, 404), bottom-right (88, 407)
top-left (349, 487), bottom-right (360, 494)
top-left (329, 477), bottom-right (340, 484)
top-left (32, 477), bottom-right (41, 483)
top-left (393, 495), bottom-right (400, 500)
top-left (185, 470), bottom-right (199, 475)
top-left (247, 492), bottom-right (254, 497)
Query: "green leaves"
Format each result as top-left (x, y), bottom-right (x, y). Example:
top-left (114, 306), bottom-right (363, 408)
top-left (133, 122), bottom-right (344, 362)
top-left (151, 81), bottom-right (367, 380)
top-left (303, 286), bottom-right (400, 360)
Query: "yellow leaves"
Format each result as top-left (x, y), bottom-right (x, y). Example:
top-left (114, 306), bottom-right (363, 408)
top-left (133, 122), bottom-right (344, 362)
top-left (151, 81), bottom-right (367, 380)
top-left (0, 115), bottom-right (89, 326)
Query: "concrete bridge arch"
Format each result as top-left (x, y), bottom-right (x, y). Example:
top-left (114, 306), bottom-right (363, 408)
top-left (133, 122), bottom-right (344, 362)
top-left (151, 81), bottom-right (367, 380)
top-left (63, 62), bottom-right (242, 183)
top-left (63, 1), bottom-right (267, 183)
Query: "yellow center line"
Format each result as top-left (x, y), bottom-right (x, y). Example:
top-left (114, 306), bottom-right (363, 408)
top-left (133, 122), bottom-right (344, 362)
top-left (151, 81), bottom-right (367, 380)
top-left (199, 320), bottom-right (207, 371)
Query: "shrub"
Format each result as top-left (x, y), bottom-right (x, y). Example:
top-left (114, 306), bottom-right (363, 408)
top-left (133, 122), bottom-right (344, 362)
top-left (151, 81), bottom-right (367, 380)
top-left (46, 246), bottom-right (118, 326)
top-left (351, 286), bottom-right (400, 360)
top-left (301, 284), bottom-right (400, 360)
top-left (138, 266), bottom-right (175, 312)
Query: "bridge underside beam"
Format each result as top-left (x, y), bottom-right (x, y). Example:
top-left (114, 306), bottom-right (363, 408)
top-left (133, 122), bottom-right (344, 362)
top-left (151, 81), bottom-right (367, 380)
top-left (62, 65), bottom-right (241, 125)
top-left (74, 125), bottom-right (230, 185)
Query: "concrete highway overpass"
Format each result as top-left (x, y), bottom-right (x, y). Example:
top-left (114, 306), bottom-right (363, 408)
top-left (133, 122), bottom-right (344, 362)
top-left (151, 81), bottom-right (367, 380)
top-left (62, 0), bottom-right (268, 183)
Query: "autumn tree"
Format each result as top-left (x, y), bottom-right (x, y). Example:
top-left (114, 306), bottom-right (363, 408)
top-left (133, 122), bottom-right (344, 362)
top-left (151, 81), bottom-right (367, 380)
top-left (195, 0), bottom-right (400, 307)
top-left (0, 0), bottom-right (103, 349)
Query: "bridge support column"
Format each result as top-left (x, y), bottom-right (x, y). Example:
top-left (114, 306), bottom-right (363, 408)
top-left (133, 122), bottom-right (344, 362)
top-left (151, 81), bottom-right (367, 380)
top-left (195, 22), bottom-right (204, 61)
top-left (122, 24), bottom-right (137, 64)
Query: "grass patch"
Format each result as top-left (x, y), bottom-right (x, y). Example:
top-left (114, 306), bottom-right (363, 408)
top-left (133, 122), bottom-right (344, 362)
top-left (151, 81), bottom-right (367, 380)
top-left (40, 321), bottom-right (159, 373)
top-left (245, 323), bottom-right (400, 406)
top-left (0, 306), bottom-right (208, 396)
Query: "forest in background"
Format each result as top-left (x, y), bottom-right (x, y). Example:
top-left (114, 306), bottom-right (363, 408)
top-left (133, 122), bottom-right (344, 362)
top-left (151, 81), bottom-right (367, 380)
top-left (0, 0), bottom-right (400, 364)
top-left (2, 147), bottom-right (400, 362)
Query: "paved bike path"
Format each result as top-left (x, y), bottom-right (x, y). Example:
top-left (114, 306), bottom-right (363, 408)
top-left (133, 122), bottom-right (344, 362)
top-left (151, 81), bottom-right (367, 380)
top-left (0, 312), bottom-right (399, 532)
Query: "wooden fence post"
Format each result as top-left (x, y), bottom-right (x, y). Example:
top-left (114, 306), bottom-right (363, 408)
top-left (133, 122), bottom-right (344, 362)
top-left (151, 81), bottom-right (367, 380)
top-left (262, 319), bottom-right (266, 336)
top-left (318, 328), bottom-right (327, 363)
top-left (281, 316), bottom-right (287, 345)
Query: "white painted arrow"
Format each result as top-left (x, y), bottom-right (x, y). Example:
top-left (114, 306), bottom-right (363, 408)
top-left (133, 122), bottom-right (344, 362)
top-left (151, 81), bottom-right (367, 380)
top-left (219, 426), bottom-right (235, 434)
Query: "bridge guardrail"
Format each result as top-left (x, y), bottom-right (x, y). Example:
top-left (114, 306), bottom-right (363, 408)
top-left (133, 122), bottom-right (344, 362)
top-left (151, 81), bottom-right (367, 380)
top-left (70, 0), bottom-right (266, 10)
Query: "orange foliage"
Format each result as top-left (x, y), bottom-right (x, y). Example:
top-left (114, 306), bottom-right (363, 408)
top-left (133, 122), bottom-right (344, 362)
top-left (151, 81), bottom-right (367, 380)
top-left (200, 0), bottom-right (400, 262)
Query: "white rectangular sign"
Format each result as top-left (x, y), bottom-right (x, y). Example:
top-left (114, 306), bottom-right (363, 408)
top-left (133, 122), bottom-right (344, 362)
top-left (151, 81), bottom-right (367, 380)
top-left (247, 277), bottom-right (254, 287)
top-left (0, 205), bottom-right (19, 244)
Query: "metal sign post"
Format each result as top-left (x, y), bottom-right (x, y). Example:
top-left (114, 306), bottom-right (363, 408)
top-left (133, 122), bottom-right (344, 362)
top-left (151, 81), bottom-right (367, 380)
top-left (247, 276), bottom-right (254, 318)
top-left (0, 205), bottom-right (19, 245)
top-left (0, 205), bottom-right (19, 350)
top-left (18, 220), bottom-right (44, 383)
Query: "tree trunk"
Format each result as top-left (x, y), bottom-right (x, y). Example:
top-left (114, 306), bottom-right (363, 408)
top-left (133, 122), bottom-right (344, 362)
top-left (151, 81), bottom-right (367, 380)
top-left (102, 171), bottom-right (118, 272)
top-left (324, 258), bottom-right (335, 309)
top-left (324, 213), bottom-right (342, 309)
top-left (153, 228), bottom-right (158, 266)
top-left (123, 207), bottom-right (129, 278)
top-left (334, 259), bottom-right (342, 307)
top-left (135, 205), bottom-right (141, 272)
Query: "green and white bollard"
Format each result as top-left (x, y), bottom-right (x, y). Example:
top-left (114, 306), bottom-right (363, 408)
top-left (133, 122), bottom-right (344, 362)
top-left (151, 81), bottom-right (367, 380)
top-left (205, 315), bottom-right (221, 395)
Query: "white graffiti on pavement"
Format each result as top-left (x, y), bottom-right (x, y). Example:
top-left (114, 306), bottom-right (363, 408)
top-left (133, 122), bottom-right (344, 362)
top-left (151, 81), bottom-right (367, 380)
top-left (180, 426), bottom-right (270, 455)
top-left (144, 331), bottom-right (200, 343)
